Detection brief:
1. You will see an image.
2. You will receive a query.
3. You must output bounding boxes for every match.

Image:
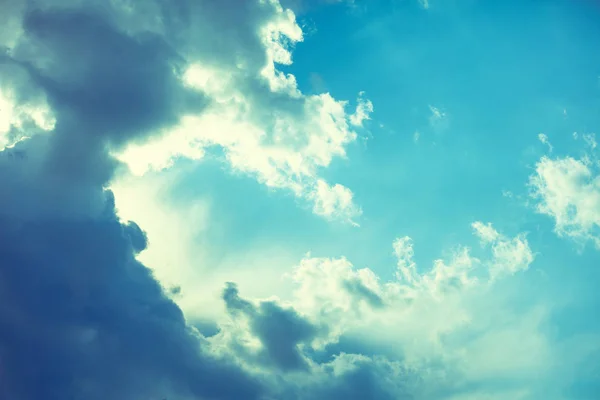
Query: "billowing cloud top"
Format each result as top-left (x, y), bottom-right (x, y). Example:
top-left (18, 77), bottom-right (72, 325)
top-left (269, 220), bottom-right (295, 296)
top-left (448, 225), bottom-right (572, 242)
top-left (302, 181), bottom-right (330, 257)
top-left (1, 0), bottom-right (600, 399)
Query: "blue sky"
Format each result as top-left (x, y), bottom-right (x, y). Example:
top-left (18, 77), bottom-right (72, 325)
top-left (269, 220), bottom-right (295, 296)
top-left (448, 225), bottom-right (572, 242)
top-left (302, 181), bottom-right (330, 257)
top-left (1, 0), bottom-right (600, 399)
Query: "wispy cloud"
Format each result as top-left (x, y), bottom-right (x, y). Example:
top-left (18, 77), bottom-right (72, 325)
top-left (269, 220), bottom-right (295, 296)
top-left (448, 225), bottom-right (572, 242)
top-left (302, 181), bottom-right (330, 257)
top-left (538, 133), bottom-right (553, 152)
top-left (428, 105), bottom-right (449, 133)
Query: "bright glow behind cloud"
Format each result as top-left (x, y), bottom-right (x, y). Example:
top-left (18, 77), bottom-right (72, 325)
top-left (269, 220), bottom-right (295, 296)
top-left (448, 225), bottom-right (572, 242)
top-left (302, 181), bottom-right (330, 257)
top-left (0, 87), bottom-right (55, 150)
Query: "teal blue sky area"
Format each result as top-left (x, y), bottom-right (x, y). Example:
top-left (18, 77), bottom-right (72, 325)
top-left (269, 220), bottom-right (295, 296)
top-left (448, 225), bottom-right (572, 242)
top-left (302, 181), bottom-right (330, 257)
top-left (173, 0), bottom-right (600, 279)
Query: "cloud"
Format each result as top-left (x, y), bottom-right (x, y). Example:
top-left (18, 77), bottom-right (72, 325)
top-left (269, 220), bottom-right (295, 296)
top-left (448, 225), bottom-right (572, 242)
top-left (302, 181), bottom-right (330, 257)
top-left (472, 221), bottom-right (534, 278)
top-left (0, 1), bottom-right (384, 398)
top-left (106, 0), bottom-right (371, 223)
top-left (0, 1), bottom-right (266, 398)
top-left (0, 196), bottom-right (262, 400)
top-left (529, 154), bottom-right (600, 248)
top-left (310, 179), bottom-right (362, 223)
top-left (428, 105), bottom-right (449, 133)
top-left (222, 282), bottom-right (318, 371)
top-left (290, 256), bottom-right (385, 342)
top-left (275, 223), bottom-right (535, 349)
top-left (349, 91), bottom-right (374, 127)
top-left (202, 222), bottom-right (552, 399)
top-left (538, 133), bottom-right (553, 152)
top-left (2, 0), bottom-right (588, 399)
top-left (304, 354), bottom-right (416, 400)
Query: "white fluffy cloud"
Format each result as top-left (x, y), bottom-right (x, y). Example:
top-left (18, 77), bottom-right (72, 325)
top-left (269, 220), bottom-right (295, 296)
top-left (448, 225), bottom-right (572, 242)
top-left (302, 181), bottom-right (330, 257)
top-left (279, 222), bottom-right (535, 345)
top-left (113, 0), bottom-right (370, 223)
top-left (208, 221), bottom-right (549, 398)
top-left (529, 154), bottom-right (600, 248)
top-left (225, 221), bottom-right (534, 349)
top-left (310, 179), bottom-right (362, 223)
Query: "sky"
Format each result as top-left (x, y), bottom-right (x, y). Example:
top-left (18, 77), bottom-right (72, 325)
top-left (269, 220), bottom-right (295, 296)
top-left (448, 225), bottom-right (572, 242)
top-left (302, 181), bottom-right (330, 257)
top-left (1, 0), bottom-right (599, 399)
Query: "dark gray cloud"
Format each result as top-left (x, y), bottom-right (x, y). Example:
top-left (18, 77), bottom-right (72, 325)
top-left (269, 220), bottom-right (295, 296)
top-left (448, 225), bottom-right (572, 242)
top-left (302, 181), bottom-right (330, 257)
top-left (0, 194), bottom-right (263, 400)
top-left (271, 353), bottom-right (419, 400)
top-left (18, 9), bottom-right (191, 138)
top-left (0, 2), bottom-right (260, 399)
top-left (0, 2), bottom-right (206, 220)
top-left (315, 358), bottom-right (413, 400)
top-left (223, 283), bottom-right (318, 371)
top-left (11, 7), bottom-right (205, 182)
top-left (221, 284), bottom-right (420, 399)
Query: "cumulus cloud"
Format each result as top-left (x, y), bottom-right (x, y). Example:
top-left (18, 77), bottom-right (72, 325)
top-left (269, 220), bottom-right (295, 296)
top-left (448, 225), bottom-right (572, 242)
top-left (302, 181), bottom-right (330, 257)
top-left (0, 196), bottom-right (263, 400)
top-left (310, 179), bottom-right (362, 223)
top-left (529, 154), bottom-right (600, 248)
top-left (0, 85), bottom-right (55, 150)
top-left (288, 222), bottom-right (535, 346)
top-left (0, 1), bottom-right (418, 398)
top-left (203, 222), bottom-right (545, 399)
top-left (393, 236), bottom-right (419, 283)
top-left (221, 282), bottom-right (318, 371)
top-left (0, 1), bottom-right (272, 398)
top-left (106, 0), bottom-right (371, 223)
